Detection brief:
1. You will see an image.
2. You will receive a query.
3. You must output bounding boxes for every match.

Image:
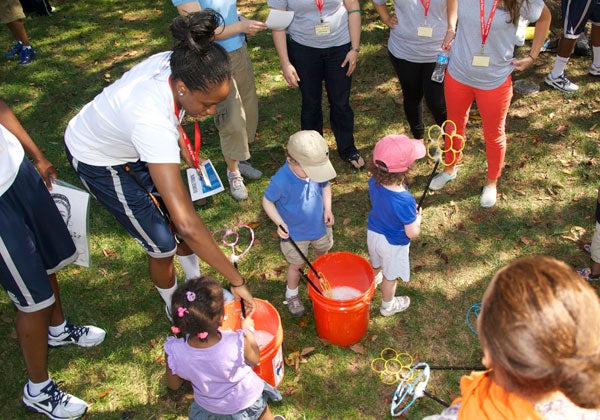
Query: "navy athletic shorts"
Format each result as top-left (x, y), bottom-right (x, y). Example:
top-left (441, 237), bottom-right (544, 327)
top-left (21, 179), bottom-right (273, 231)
top-left (0, 158), bottom-right (77, 312)
top-left (65, 146), bottom-right (177, 258)
top-left (562, 0), bottom-right (600, 38)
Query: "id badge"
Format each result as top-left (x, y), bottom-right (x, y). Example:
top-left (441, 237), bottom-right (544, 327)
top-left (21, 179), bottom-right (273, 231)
top-left (472, 55), bottom-right (490, 67)
top-left (315, 23), bottom-right (331, 35)
top-left (417, 26), bottom-right (433, 37)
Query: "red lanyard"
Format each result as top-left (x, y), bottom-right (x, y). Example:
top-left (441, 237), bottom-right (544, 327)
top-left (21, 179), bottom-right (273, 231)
top-left (479, 0), bottom-right (499, 47)
top-left (315, 0), bottom-right (324, 16)
top-left (169, 77), bottom-right (201, 170)
top-left (420, 0), bottom-right (431, 17)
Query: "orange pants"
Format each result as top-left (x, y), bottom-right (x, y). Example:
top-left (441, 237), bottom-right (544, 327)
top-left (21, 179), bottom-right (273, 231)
top-left (443, 72), bottom-right (513, 181)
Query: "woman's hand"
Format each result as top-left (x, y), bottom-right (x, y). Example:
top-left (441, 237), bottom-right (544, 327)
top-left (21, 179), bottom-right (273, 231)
top-left (34, 157), bottom-right (58, 189)
top-left (512, 55), bottom-right (535, 72)
top-left (342, 50), bottom-right (358, 77)
top-left (282, 63), bottom-right (300, 87)
top-left (442, 28), bottom-right (455, 51)
top-left (239, 16), bottom-right (267, 36)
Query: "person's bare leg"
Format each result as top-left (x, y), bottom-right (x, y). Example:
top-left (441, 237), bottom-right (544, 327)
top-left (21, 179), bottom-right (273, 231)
top-left (557, 37), bottom-right (577, 59)
top-left (47, 274), bottom-right (66, 327)
top-left (149, 255), bottom-right (176, 289)
top-left (6, 20), bottom-right (31, 46)
top-left (381, 275), bottom-right (397, 303)
top-left (16, 306), bottom-right (52, 383)
top-left (224, 156), bottom-right (239, 173)
top-left (258, 405), bottom-right (274, 420)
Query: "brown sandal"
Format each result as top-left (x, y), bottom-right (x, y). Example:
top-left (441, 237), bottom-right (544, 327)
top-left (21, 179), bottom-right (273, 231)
top-left (345, 153), bottom-right (365, 170)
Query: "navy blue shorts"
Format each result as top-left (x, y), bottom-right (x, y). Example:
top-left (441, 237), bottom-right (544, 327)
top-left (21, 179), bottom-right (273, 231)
top-left (0, 158), bottom-right (77, 312)
top-left (65, 147), bottom-right (177, 258)
top-left (562, 0), bottom-right (600, 38)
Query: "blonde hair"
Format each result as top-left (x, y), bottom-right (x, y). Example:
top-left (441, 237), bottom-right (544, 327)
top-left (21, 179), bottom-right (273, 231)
top-left (480, 256), bottom-right (600, 408)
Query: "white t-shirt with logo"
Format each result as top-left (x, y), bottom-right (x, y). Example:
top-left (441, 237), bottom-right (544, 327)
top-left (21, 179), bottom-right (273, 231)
top-left (0, 124), bottom-right (25, 196)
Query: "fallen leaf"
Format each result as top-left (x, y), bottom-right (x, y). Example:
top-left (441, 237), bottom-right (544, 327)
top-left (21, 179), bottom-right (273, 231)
top-left (343, 218), bottom-right (351, 226)
top-left (520, 237), bottom-right (533, 245)
top-left (301, 347), bottom-right (315, 357)
top-left (246, 221), bottom-right (261, 229)
top-left (349, 343), bottom-right (366, 354)
top-left (556, 124), bottom-right (568, 133)
top-left (93, 387), bottom-right (113, 400)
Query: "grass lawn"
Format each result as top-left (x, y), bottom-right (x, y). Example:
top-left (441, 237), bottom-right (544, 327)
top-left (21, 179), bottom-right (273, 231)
top-left (0, 0), bottom-right (599, 418)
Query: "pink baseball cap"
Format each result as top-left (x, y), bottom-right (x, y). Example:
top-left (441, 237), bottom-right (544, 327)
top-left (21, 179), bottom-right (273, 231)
top-left (373, 135), bottom-right (426, 173)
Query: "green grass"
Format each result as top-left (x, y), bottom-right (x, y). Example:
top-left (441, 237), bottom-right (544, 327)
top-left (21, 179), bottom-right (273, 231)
top-left (1, 0), bottom-right (599, 418)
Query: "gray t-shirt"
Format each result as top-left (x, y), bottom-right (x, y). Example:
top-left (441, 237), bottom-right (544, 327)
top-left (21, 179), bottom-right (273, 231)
top-left (448, 0), bottom-right (545, 89)
top-left (268, 0), bottom-right (350, 48)
top-left (372, 0), bottom-right (448, 63)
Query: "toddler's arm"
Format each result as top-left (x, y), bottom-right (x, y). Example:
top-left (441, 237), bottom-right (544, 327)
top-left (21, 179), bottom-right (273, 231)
top-left (241, 316), bottom-right (260, 366)
top-left (164, 354), bottom-right (184, 390)
top-left (262, 196), bottom-right (289, 239)
top-left (405, 206), bottom-right (422, 240)
top-left (323, 183), bottom-right (335, 226)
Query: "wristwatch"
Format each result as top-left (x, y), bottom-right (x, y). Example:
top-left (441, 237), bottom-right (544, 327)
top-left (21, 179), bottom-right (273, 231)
top-left (351, 46), bottom-right (360, 53)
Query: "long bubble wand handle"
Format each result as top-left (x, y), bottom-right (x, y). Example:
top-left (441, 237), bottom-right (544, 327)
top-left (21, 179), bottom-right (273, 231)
top-left (417, 154), bottom-right (441, 210)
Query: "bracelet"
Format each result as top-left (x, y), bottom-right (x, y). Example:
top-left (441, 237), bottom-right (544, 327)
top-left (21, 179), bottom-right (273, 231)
top-left (351, 46), bottom-right (360, 53)
top-left (244, 326), bottom-right (255, 333)
top-left (230, 278), bottom-right (246, 288)
top-left (347, 9), bottom-right (362, 15)
top-left (528, 54), bottom-right (536, 62)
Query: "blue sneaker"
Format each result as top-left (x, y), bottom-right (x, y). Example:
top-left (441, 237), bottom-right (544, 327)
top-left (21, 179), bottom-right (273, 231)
top-left (5, 41), bottom-right (23, 59)
top-left (19, 46), bottom-right (37, 65)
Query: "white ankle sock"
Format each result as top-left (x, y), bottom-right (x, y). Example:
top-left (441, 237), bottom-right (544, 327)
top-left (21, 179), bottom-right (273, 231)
top-left (176, 254), bottom-right (200, 281)
top-left (550, 56), bottom-right (569, 79)
top-left (48, 320), bottom-right (67, 336)
top-left (286, 286), bottom-right (299, 299)
top-left (381, 298), bottom-right (394, 309)
top-left (156, 280), bottom-right (178, 310)
top-left (28, 378), bottom-right (51, 396)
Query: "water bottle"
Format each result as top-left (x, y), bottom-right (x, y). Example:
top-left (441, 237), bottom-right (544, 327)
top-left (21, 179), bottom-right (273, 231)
top-left (431, 51), bottom-right (449, 83)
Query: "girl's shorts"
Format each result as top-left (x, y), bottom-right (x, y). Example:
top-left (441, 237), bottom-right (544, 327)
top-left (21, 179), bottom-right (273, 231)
top-left (188, 381), bottom-right (282, 419)
top-left (0, 159), bottom-right (76, 312)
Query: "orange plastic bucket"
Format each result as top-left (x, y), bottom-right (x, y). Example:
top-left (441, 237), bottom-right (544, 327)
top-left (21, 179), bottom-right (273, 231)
top-left (221, 298), bottom-right (284, 387)
top-left (307, 252), bottom-right (375, 347)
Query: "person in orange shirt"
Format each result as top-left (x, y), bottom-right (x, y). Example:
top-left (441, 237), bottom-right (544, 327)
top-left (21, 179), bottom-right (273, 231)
top-left (425, 256), bottom-right (600, 419)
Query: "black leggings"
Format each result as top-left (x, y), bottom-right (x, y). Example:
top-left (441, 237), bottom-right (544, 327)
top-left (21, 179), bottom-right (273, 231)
top-left (389, 53), bottom-right (447, 139)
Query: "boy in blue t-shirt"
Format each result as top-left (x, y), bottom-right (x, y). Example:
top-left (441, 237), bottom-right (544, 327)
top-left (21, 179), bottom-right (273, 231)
top-left (263, 130), bottom-right (337, 317)
top-left (368, 135), bottom-right (424, 316)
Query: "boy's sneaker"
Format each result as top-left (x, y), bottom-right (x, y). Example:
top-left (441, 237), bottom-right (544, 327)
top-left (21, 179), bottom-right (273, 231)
top-left (285, 295), bottom-right (305, 317)
top-left (48, 321), bottom-right (106, 348)
top-left (18, 46), bottom-right (36, 66)
top-left (544, 73), bottom-right (578, 92)
top-left (227, 170), bottom-right (248, 201)
top-left (380, 296), bottom-right (410, 317)
top-left (589, 64), bottom-right (600, 77)
top-left (5, 41), bottom-right (23, 59)
top-left (238, 161), bottom-right (263, 180)
top-left (23, 381), bottom-right (88, 419)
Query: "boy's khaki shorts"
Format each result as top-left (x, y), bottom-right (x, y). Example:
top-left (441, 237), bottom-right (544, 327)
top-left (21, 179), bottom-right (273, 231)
top-left (280, 227), bottom-right (333, 265)
top-left (1, 0), bottom-right (25, 24)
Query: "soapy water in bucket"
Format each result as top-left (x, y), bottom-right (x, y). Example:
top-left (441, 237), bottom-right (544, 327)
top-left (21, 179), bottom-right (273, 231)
top-left (331, 286), bottom-right (362, 300)
top-left (254, 330), bottom-right (275, 349)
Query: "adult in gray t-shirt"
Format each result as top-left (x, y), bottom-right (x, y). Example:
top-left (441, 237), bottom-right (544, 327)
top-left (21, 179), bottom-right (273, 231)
top-left (372, 0), bottom-right (449, 139)
top-left (428, 0), bottom-right (550, 209)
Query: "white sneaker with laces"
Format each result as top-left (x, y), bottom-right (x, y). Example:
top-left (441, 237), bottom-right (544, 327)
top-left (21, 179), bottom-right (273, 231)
top-left (285, 295), bottom-right (305, 317)
top-left (238, 161), bottom-right (263, 180)
top-left (380, 296), bottom-right (410, 317)
top-left (23, 381), bottom-right (88, 420)
top-left (48, 322), bottom-right (105, 348)
top-left (227, 170), bottom-right (248, 201)
top-left (544, 73), bottom-right (579, 92)
top-left (589, 63), bottom-right (600, 76)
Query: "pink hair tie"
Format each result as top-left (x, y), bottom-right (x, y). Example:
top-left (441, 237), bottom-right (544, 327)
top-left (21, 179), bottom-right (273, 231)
top-left (186, 291), bottom-right (196, 302)
top-left (198, 331), bottom-right (208, 340)
top-left (171, 326), bottom-right (181, 334)
top-left (177, 307), bottom-right (188, 318)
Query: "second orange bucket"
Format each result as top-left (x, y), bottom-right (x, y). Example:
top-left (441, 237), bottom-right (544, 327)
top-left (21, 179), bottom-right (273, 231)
top-left (307, 252), bottom-right (375, 347)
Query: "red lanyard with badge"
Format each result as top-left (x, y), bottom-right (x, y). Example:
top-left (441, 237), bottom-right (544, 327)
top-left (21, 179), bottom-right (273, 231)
top-left (417, 0), bottom-right (434, 37)
top-left (314, 0), bottom-right (331, 35)
top-left (169, 77), bottom-right (211, 194)
top-left (472, 0), bottom-right (498, 67)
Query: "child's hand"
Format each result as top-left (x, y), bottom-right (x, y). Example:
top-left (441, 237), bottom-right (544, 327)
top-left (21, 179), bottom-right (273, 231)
top-left (324, 210), bottom-right (335, 226)
top-left (277, 224), bottom-right (290, 239)
top-left (241, 315), bottom-right (255, 332)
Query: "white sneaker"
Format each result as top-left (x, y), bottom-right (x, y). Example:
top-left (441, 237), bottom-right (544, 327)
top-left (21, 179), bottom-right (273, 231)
top-left (48, 322), bottom-right (105, 348)
top-left (285, 295), bottom-right (305, 317)
top-left (23, 381), bottom-right (88, 419)
top-left (227, 170), bottom-right (248, 201)
top-left (380, 296), bottom-right (410, 317)
top-left (480, 185), bottom-right (497, 208)
top-left (238, 161), bottom-right (263, 180)
top-left (545, 73), bottom-right (579, 92)
top-left (429, 169), bottom-right (457, 191)
top-left (589, 63), bottom-right (600, 77)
